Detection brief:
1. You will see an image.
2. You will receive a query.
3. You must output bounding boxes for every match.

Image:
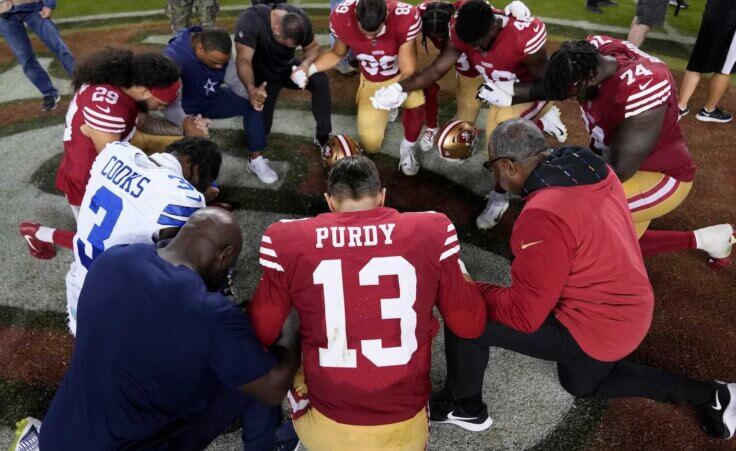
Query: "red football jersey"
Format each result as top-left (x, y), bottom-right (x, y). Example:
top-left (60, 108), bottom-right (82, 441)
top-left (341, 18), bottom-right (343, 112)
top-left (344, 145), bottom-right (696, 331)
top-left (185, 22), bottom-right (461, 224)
top-left (248, 207), bottom-right (486, 426)
top-left (418, 0), bottom-right (478, 77)
top-left (330, 0), bottom-right (422, 82)
top-left (56, 84), bottom-right (138, 205)
top-left (582, 36), bottom-right (696, 182)
top-left (450, 14), bottom-right (547, 84)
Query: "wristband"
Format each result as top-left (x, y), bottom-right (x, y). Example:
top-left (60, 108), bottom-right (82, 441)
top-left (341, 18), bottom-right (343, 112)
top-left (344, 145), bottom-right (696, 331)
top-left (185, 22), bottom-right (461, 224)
top-left (307, 64), bottom-right (318, 77)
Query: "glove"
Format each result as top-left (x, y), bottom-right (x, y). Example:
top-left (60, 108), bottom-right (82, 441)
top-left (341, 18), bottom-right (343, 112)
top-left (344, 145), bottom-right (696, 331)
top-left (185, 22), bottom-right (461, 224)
top-left (476, 80), bottom-right (515, 107)
top-left (290, 65), bottom-right (308, 89)
top-left (371, 83), bottom-right (407, 110)
top-left (504, 1), bottom-right (531, 20)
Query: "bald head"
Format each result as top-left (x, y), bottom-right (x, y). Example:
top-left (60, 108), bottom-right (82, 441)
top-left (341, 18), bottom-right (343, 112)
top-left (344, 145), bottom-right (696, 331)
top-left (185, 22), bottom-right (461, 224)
top-left (160, 207), bottom-right (243, 291)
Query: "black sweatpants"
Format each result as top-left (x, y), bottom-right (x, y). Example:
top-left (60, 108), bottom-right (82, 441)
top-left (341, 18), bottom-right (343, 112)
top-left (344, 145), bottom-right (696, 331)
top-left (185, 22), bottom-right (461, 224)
top-left (445, 316), bottom-right (713, 406)
top-left (262, 71), bottom-right (332, 141)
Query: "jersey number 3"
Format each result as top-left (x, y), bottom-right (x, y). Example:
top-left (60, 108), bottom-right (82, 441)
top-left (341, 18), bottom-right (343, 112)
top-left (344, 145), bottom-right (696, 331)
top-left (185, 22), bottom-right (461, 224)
top-left (314, 257), bottom-right (418, 368)
top-left (76, 186), bottom-right (123, 269)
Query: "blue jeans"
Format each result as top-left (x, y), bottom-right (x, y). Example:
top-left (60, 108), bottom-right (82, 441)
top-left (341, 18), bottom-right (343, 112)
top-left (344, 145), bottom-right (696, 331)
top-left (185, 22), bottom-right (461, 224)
top-left (0, 9), bottom-right (75, 97)
top-left (184, 86), bottom-right (267, 152)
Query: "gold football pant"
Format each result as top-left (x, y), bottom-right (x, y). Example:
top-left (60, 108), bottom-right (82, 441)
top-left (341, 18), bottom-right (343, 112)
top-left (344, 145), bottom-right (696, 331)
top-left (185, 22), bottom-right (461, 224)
top-left (455, 73), bottom-right (483, 124)
top-left (622, 170), bottom-right (693, 238)
top-left (356, 75), bottom-right (425, 153)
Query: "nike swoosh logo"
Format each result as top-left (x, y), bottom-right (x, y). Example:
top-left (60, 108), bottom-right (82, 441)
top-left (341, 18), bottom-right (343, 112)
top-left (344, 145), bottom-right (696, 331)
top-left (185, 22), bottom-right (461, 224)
top-left (23, 235), bottom-right (39, 252)
top-left (492, 211), bottom-right (503, 222)
top-left (639, 80), bottom-right (653, 90)
top-left (447, 411), bottom-right (476, 421)
top-left (186, 194), bottom-right (203, 202)
top-left (712, 391), bottom-right (722, 411)
top-left (521, 240), bottom-right (543, 250)
top-left (97, 105), bottom-right (111, 114)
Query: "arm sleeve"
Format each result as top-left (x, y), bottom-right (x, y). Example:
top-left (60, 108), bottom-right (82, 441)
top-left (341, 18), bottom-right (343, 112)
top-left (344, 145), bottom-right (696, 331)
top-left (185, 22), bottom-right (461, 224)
top-left (328, 10), bottom-right (342, 41)
top-left (156, 188), bottom-right (205, 229)
top-left (81, 91), bottom-right (129, 135)
top-left (521, 18), bottom-right (546, 55)
top-left (622, 69), bottom-right (672, 119)
top-left (402, 7), bottom-right (422, 42)
top-left (483, 209), bottom-right (575, 333)
top-left (208, 299), bottom-right (276, 389)
top-left (235, 10), bottom-right (259, 48)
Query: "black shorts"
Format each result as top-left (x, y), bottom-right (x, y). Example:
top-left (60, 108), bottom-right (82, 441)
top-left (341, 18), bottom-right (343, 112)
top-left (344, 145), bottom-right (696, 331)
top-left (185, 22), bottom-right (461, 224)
top-left (635, 0), bottom-right (668, 27)
top-left (687, 18), bottom-right (736, 74)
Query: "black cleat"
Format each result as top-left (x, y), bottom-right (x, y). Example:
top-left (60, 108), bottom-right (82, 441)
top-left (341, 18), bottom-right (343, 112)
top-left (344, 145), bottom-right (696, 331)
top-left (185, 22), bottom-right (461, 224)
top-left (699, 381), bottom-right (736, 440)
top-left (429, 394), bottom-right (493, 432)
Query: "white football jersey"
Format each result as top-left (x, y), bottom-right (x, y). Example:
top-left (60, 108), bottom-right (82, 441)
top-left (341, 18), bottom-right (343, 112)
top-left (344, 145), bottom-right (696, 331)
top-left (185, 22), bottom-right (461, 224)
top-left (72, 141), bottom-right (205, 281)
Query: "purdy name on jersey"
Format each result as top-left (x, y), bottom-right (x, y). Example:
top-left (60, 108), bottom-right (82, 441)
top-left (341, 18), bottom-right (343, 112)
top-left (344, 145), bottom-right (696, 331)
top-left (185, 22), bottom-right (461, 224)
top-left (330, 0), bottom-right (422, 82)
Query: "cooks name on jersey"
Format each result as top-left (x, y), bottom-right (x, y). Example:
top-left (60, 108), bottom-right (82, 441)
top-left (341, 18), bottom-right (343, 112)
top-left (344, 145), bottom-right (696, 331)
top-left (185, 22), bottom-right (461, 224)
top-left (315, 224), bottom-right (396, 248)
top-left (99, 155), bottom-right (151, 198)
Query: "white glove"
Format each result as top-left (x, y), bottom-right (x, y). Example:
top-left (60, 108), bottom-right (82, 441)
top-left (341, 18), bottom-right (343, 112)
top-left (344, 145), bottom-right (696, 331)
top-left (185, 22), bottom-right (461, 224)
top-left (476, 80), bottom-right (515, 107)
top-left (504, 1), bottom-right (531, 20)
top-left (370, 83), bottom-right (407, 110)
top-left (290, 65), bottom-right (308, 89)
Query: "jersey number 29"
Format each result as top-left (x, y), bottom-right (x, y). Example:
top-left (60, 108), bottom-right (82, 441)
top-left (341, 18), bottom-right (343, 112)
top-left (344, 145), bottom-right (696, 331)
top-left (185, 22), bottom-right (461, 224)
top-left (314, 257), bottom-right (418, 368)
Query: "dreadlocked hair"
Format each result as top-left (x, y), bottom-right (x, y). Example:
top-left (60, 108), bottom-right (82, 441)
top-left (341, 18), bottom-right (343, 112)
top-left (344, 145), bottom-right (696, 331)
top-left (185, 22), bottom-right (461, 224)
top-left (420, 2), bottom-right (455, 53)
top-left (72, 48), bottom-right (180, 92)
top-left (545, 40), bottom-right (600, 100)
top-left (166, 137), bottom-right (223, 193)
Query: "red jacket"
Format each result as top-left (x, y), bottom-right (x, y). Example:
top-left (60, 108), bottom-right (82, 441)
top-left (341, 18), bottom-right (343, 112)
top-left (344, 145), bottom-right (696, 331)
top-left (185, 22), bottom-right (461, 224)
top-left (482, 170), bottom-right (654, 362)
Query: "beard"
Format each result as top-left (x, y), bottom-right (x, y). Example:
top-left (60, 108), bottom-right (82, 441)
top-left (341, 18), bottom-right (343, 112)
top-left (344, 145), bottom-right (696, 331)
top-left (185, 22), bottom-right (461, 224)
top-left (136, 100), bottom-right (149, 113)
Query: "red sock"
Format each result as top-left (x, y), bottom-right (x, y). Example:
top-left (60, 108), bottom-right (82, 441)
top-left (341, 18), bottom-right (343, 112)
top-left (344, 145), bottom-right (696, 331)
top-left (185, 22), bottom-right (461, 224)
top-left (53, 229), bottom-right (75, 250)
top-left (494, 183), bottom-right (506, 194)
top-left (402, 105), bottom-right (426, 142)
top-left (533, 118), bottom-right (544, 131)
top-left (423, 83), bottom-right (440, 129)
top-left (638, 230), bottom-right (696, 258)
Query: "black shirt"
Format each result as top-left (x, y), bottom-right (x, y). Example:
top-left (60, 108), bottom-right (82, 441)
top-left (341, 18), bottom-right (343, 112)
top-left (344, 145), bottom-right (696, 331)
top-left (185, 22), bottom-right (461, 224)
top-left (235, 4), bottom-right (315, 84)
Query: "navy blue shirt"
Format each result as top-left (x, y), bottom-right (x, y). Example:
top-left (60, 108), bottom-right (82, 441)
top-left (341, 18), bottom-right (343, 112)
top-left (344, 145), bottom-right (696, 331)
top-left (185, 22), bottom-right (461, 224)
top-left (40, 244), bottom-right (273, 450)
top-left (163, 27), bottom-right (228, 113)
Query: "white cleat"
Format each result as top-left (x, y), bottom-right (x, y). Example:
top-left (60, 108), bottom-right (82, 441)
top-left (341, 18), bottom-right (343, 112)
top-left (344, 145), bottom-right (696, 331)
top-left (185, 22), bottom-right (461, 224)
top-left (399, 142), bottom-right (420, 176)
top-left (476, 191), bottom-right (510, 229)
top-left (419, 128), bottom-right (438, 152)
top-left (694, 224), bottom-right (735, 269)
top-left (388, 108), bottom-right (400, 122)
top-left (248, 156), bottom-right (279, 184)
top-left (540, 106), bottom-right (568, 143)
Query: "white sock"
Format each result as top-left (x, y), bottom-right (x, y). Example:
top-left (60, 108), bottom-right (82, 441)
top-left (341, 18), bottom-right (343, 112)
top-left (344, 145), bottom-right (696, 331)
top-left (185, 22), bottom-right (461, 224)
top-left (401, 138), bottom-right (416, 149)
top-left (36, 226), bottom-right (55, 243)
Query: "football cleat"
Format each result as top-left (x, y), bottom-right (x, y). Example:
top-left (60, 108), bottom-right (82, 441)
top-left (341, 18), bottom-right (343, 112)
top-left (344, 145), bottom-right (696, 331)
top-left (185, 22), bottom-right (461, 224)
top-left (429, 395), bottom-right (493, 432)
top-left (699, 381), bottom-right (736, 439)
top-left (476, 191), bottom-right (510, 230)
top-left (321, 135), bottom-right (363, 170)
top-left (539, 106), bottom-right (568, 143)
top-left (436, 120), bottom-right (479, 162)
top-left (19, 221), bottom-right (56, 260)
top-left (399, 141), bottom-right (420, 176)
top-left (9, 417), bottom-right (41, 451)
top-left (419, 128), bottom-right (438, 152)
top-left (694, 224), bottom-right (734, 269)
top-left (247, 156), bottom-right (279, 184)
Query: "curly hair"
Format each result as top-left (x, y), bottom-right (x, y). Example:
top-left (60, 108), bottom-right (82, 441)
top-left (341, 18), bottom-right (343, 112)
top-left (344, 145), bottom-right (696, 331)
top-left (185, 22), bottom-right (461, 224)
top-left (455, 0), bottom-right (494, 45)
top-left (72, 48), bottom-right (180, 92)
top-left (166, 137), bottom-right (223, 192)
top-left (420, 2), bottom-right (456, 53)
top-left (545, 40), bottom-right (600, 100)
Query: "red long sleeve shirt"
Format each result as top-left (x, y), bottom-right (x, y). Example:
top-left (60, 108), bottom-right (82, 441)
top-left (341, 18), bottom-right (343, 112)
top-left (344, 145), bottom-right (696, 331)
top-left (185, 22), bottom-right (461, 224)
top-left (481, 172), bottom-right (654, 362)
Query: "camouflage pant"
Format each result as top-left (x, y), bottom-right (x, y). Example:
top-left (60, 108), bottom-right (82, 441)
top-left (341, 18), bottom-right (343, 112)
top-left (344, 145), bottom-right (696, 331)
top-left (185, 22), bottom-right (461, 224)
top-left (165, 0), bottom-right (219, 32)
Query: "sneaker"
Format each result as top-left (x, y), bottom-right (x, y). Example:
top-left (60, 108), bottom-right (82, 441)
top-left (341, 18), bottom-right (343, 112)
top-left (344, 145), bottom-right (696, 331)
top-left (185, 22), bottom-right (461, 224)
top-left (539, 106), bottom-right (568, 143)
top-left (678, 106), bottom-right (690, 121)
top-left (42, 94), bottom-right (60, 112)
top-left (388, 108), bottom-right (400, 122)
top-left (248, 156), bottom-right (279, 184)
top-left (19, 221), bottom-right (57, 260)
top-left (335, 62), bottom-right (357, 76)
top-left (694, 224), bottom-right (735, 269)
top-left (419, 128), bottom-right (438, 152)
top-left (271, 419), bottom-right (300, 451)
top-left (9, 417), bottom-right (41, 451)
top-left (399, 141), bottom-right (420, 176)
top-left (669, 0), bottom-right (689, 7)
top-left (476, 191), bottom-right (510, 230)
top-left (699, 381), bottom-right (736, 439)
top-left (695, 107), bottom-right (733, 123)
top-left (429, 397), bottom-right (493, 432)
top-left (585, 4), bottom-right (603, 13)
